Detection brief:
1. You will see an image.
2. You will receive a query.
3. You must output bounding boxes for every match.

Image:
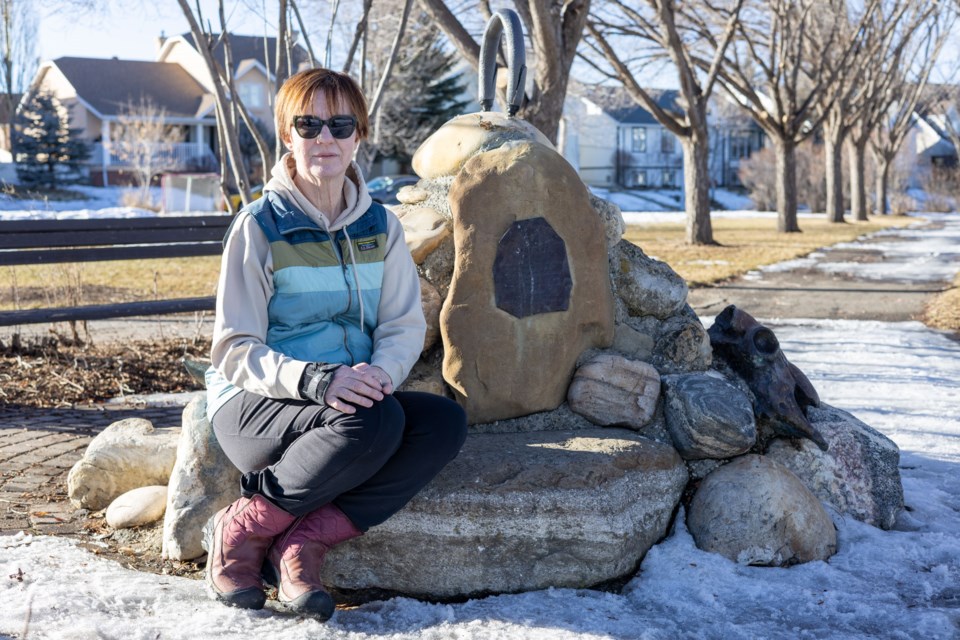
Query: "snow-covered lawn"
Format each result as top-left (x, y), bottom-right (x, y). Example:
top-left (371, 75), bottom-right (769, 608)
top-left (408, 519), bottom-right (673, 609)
top-left (1, 192), bottom-right (958, 639)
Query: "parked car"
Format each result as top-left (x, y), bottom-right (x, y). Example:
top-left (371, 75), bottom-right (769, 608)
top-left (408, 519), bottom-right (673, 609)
top-left (225, 184), bottom-right (263, 212)
top-left (367, 174), bottom-right (419, 205)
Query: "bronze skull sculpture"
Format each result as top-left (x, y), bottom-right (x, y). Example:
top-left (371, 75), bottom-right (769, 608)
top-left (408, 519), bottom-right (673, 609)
top-left (707, 305), bottom-right (828, 451)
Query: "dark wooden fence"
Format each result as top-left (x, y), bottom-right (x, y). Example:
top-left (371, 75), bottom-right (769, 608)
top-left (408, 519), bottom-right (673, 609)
top-left (0, 215), bottom-right (230, 326)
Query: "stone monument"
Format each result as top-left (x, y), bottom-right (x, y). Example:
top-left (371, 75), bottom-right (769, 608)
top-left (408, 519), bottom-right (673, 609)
top-left (65, 9), bottom-right (905, 603)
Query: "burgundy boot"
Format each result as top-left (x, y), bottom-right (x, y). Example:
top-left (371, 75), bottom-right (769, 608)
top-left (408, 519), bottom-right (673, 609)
top-left (263, 503), bottom-right (362, 619)
top-left (202, 494), bottom-right (295, 609)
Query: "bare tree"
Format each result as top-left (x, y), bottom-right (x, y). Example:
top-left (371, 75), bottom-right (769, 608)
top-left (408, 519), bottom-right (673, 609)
top-left (867, 14), bottom-right (951, 217)
top-left (0, 0), bottom-right (37, 145)
top-left (419, 0), bottom-right (591, 144)
top-left (583, 0), bottom-right (743, 245)
top-left (705, 0), bottom-right (879, 232)
top-left (817, 1), bottom-right (942, 223)
top-left (114, 97), bottom-right (182, 207)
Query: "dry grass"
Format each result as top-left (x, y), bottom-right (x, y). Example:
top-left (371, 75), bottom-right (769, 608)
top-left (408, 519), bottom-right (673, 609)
top-left (923, 272), bottom-right (960, 334)
top-left (2, 256), bottom-right (221, 310)
top-left (0, 213), bottom-right (925, 313)
top-left (624, 214), bottom-right (917, 286)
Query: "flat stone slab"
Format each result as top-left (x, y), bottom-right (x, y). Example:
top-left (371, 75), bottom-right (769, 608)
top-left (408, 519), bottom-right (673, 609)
top-left (323, 428), bottom-right (687, 598)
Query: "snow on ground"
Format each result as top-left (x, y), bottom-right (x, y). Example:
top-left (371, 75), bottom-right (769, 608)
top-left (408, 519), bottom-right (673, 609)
top-left (3, 315), bottom-right (958, 640)
top-left (1, 193), bottom-right (959, 639)
top-left (756, 213), bottom-right (960, 283)
top-left (0, 185), bottom-right (222, 220)
top-left (590, 187), bottom-right (753, 214)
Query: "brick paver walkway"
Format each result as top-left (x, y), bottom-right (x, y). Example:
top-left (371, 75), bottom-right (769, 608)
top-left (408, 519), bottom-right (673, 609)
top-left (0, 403), bottom-right (184, 535)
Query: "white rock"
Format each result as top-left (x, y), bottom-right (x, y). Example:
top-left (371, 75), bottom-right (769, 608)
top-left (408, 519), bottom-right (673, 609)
top-left (567, 353), bottom-right (660, 428)
top-left (400, 207), bottom-right (451, 264)
top-left (687, 454), bottom-right (837, 566)
top-left (412, 112), bottom-right (554, 179)
top-left (106, 485), bottom-right (167, 529)
top-left (67, 418), bottom-right (180, 511)
top-left (396, 185), bottom-right (429, 205)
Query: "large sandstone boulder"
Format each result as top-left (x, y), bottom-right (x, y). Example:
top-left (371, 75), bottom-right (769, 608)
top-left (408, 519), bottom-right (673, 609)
top-left (67, 418), bottom-right (180, 511)
top-left (324, 428), bottom-right (687, 598)
top-left (162, 396), bottom-right (242, 561)
top-left (441, 141), bottom-right (615, 423)
top-left (567, 353), bottom-right (660, 429)
top-left (661, 372), bottom-right (756, 460)
top-left (766, 403), bottom-right (904, 530)
top-left (687, 455), bottom-right (837, 566)
top-left (412, 112), bottom-right (553, 179)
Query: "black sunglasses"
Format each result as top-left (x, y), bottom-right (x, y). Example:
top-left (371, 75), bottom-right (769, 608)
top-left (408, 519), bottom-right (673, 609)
top-left (292, 115), bottom-right (357, 140)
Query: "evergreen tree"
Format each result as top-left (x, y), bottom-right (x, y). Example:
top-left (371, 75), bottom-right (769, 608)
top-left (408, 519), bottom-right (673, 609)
top-left (13, 90), bottom-right (90, 189)
top-left (376, 24), bottom-right (470, 165)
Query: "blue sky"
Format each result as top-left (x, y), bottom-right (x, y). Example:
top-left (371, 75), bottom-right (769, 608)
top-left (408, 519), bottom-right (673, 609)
top-left (37, 2), bottom-right (272, 63)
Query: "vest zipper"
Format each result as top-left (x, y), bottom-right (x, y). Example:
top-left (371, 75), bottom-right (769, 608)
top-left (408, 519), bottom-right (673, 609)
top-left (332, 230), bottom-right (355, 364)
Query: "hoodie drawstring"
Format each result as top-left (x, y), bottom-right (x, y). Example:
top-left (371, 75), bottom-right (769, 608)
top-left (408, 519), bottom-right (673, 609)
top-left (342, 224), bottom-right (366, 332)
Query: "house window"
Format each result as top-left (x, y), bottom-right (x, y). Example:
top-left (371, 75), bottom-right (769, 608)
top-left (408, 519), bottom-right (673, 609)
top-left (631, 127), bottom-right (647, 153)
top-left (662, 170), bottom-right (676, 187)
top-left (237, 82), bottom-right (266, 109)
top-left (730, 134), bottom-right (751, 159)
top-left (660, 132), bottom-right (675, 154)
top-left (633, 169), bottom-right (647, 187)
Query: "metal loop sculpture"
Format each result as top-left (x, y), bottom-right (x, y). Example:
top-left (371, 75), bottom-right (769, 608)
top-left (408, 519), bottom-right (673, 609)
top-left (478, 9), bottom-right (527, 116)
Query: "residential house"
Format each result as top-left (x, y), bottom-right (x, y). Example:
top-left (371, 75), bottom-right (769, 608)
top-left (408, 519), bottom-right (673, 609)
top-left (560, 85), bottom-right (765, 190)
top-left (21, 33), bottom-right (309, 185)
top-left (561, 87), bottom-right (684, 189)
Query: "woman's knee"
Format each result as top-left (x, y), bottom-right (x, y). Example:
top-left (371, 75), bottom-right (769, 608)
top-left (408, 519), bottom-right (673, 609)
top-left (415, 395), bottom-right (468, 459)
top-left (330, 394), bottom-right (406, 451)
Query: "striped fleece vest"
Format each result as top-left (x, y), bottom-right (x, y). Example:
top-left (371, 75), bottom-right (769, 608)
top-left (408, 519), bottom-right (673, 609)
top-left (205, 191), bottom-right (388, 419)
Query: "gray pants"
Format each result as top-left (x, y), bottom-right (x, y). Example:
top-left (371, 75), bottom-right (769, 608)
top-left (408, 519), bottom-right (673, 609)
top-left (211, 390), bottom-right (467, 531)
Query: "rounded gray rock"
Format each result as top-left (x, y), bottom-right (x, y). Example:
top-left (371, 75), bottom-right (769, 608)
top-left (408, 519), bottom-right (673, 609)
top-left (613, 240), bottom-right (688, 321)
top-left (662, 372), bottom-right (756, 459)
top-left (766, 403), bottom-right (904, 530)
top-left (161, 396), bottom-right (242, 560)
top-left (688, 454), bottom-right (837, 566)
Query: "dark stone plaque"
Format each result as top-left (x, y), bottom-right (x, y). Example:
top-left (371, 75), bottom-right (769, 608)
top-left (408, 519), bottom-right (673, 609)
top-left (493, 217), bottom-right (572, 318)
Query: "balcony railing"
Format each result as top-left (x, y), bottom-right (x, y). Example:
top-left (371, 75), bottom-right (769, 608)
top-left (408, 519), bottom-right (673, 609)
top-left (89, 142), bottom-right (217, 171)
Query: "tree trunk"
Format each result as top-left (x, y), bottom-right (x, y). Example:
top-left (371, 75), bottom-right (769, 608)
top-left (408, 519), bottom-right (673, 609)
top-left (681, 134), bottom-right (714, 245)
top-left (850, 139), bottom-right (868, 221)
top-left (774, 137), bottom-right (801, 232)
top-left (875, 155), bottom-right (890, 215)
top-left (521, 88), bottom-right (564, 145)
top-left (824, 123), bottom-right (845, 223)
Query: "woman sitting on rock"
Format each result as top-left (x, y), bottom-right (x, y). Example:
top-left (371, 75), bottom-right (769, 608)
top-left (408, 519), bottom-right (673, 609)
top-left (203, 67), bottom-right (467, 620)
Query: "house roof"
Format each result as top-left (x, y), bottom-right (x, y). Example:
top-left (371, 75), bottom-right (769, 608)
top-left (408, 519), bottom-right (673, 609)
top-left (576, 85), bottom-right (684, 125)
top-left (177, 32), bottom-right (311, 75)
top-left (52, 57), bottom-right (211, 119)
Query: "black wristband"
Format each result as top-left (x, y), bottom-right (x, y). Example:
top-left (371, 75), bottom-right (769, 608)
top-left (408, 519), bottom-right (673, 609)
top-left (299, 363), bottom-right (342, 405)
